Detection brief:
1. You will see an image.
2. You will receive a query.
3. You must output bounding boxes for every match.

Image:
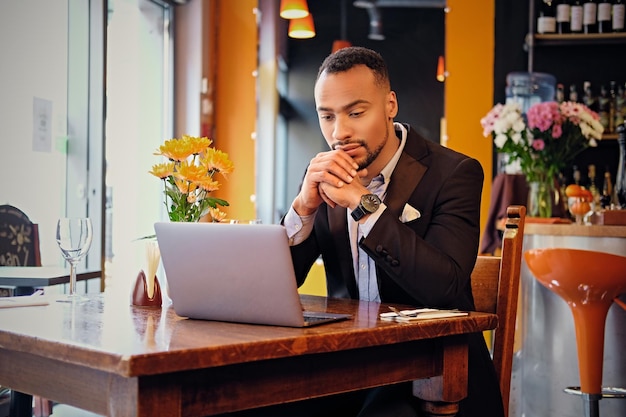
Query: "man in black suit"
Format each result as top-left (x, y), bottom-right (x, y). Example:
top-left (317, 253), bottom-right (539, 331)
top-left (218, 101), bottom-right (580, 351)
top-left (282, 47), bottom-right (504, 417)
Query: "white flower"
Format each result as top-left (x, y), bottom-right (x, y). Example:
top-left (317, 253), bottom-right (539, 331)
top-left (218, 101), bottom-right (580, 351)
top-left (494, 133), bottom-right (508, 148)
top-left (513, 119), bottom-right (525, 133)
top-left (511, 132), bottom-right (523, 144)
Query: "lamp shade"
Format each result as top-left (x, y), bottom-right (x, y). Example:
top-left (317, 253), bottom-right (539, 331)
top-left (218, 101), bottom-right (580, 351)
top-left (331, 40), bottom-right (352, 53)
top-left (289, 14), bottom-right (315, 39)
top-left (280, 0), bottom-right (309, 19)
top-left (436, 55), bottom-right (446, 82)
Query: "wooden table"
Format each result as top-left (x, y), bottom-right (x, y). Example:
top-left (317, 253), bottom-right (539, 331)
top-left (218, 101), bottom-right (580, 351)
top-left (0, 266), bottom-right (101, 288)
top-left (0, 293), bottom-right (497, 417)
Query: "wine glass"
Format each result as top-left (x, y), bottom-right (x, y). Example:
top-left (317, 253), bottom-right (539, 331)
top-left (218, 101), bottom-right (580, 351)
top-left (56, 218), bottom-right (93, 302)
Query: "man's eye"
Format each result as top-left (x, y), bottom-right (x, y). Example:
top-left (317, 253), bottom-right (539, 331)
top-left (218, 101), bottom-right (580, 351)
top-left (349, 111), bottom-right (363, 117)
top-left (320, 114), bottom-right (334, 121)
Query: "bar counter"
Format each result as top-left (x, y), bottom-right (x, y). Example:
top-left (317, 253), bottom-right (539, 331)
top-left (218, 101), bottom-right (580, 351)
top-left (511, 223), bottom-right (626, 417)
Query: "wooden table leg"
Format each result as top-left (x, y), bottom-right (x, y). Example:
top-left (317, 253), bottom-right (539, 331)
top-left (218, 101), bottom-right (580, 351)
top-left (413, 335), bottom-right (468, 417)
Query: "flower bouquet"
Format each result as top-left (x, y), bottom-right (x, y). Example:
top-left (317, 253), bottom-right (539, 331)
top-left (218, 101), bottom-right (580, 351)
top-left (149, 134), bottom-right (234, 223)
top-left (480, 101), bottom-right (604, 217)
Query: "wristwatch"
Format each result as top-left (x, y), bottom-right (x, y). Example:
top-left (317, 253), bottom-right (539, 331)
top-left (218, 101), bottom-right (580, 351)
top-left (351, 193), bottom-right (381, 221)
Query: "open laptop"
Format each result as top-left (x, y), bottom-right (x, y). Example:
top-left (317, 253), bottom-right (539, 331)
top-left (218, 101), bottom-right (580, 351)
top-left (154, 222), bottom-right (351, 327)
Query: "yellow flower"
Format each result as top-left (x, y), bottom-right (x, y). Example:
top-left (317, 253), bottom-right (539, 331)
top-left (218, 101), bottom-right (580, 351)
top-left (208, 207), bottom-right (227, 222)
top-left (198, 178), bottom-right (220, 192)
top-left (174, 178), bottom-right (197, 195)
top-left (201, 148), bottom-right (234, 175)
top-left (154, 138), bottom-right (194, 161)
top-left (182, 135), bottom-right (212, 154)
top-left (175, 161), bottom-right (207, 183)
top-left (149, 162), bottom-right (175, 179)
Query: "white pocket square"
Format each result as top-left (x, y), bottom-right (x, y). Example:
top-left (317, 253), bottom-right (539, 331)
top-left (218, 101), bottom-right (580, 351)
top-left (400, 204), bottom-right (421, 223)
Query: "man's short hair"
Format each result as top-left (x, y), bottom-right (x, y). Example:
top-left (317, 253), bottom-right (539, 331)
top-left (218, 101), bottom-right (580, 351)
top-left (316, 46), bottom-right (390, 90)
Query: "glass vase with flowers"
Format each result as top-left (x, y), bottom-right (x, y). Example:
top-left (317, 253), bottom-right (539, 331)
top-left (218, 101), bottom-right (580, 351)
top-left (481, 101), bottom-right (604, 218)
top-left (149, 134), bottom-right (234, 223)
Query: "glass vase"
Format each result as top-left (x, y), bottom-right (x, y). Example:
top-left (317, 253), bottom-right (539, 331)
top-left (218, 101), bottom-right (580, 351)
top-left (528, 177), bottom-right (553, 218)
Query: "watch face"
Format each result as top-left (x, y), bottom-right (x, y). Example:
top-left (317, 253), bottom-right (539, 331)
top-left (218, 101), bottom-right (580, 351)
top-left (362, 194), bottom-right (381, 213)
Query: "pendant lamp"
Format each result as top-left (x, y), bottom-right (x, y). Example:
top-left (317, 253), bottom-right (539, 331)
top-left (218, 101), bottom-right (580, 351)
top-left (289, 14), bottom-right (315, 39)
top-left (280, 0), bottom-right (309, 19)
top-left (436, 55), bottom-right (447, 82)
top-left (331, 0), bottom-right (352, 53)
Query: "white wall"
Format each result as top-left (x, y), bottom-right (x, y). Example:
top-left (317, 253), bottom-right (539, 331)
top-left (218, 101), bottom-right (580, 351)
top-left (0, 0), bottom-right (68, 266)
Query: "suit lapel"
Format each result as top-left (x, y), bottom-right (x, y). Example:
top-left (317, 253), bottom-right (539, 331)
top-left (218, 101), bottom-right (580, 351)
top-left (385, 127), bottom-right (429, 218)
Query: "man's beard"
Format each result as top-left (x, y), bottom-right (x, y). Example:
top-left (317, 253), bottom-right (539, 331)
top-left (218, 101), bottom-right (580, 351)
top-left (356, 125), bottom-right (388, 170)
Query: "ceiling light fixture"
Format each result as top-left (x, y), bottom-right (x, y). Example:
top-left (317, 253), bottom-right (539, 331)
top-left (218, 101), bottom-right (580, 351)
top-left (436, 55), bottom-right (447, 82)
top-left (280, 0), bottom-right (310, 19)
top-left (332, 0), bottom-right (352, 53)
top-left (288, 14), bottom-right (316, 39)
top-left (353, 0), bottom-right (385, 40)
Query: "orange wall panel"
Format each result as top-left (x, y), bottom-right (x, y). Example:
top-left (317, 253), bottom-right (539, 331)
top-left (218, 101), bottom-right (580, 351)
top-left (446, 0), bottom-right (495, 246)
top-left (213, 0), bottom-right (258, 220)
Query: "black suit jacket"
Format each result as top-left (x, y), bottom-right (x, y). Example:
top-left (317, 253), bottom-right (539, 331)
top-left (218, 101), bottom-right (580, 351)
top-left (289, 124), bottom-right (504, 416)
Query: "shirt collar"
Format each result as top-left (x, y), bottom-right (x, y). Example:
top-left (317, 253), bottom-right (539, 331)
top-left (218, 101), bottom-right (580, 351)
top-left (378, 122), bottom-right (407, 184)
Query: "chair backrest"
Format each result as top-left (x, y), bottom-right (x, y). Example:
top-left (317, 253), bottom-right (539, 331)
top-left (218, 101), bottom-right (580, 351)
top-left (471, 205), bottom-right (526, 417)
top-left (0, 205), bottom-right (41, 267)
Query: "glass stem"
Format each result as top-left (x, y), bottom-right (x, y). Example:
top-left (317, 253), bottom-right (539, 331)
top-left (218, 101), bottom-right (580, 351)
top-left (69, 262), bottom-right (77, 296)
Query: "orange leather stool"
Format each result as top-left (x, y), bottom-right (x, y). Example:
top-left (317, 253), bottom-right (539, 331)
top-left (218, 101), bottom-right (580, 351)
top-left (524, 248), bottom-right (626, 417)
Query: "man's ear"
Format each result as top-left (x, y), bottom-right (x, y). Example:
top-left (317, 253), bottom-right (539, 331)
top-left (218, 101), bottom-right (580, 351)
top-left (387, 91), bottom-right (398, 119)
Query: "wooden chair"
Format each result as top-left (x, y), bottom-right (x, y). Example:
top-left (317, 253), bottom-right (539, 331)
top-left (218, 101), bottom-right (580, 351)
top-left (0, 205), bottom-right (53, 417)
top-left (471, 205), bottom-right (526, 417)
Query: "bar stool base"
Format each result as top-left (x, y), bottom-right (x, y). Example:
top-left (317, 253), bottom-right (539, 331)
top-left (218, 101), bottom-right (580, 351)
top-left (564, 386), bottom-right (626, 399)
top-left (564, 387), bottom-right (626, 417)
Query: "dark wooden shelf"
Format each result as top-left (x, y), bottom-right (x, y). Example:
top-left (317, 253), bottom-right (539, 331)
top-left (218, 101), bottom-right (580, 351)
top-left (532, 32), bottom-right (626, 46)
top-left (602, 133), bottom-right (618, 140)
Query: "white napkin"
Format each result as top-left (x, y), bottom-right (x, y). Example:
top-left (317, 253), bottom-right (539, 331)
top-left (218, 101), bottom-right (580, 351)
top-left (145, 240), bottom-right (161, 298)
top-left (400, 203), bottom-right (421, 223)
top-left (0, 296), bottom-right (49, 308)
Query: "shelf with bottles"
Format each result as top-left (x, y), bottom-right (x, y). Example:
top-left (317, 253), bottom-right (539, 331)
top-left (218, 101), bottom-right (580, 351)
top-left (531, 31), bottom-right (626, 46)
top-left (530, 1), bottom-right (626, 47)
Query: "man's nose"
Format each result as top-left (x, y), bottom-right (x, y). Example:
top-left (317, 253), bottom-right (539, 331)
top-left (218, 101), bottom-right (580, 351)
top-left (333, 116), bottom-right (353, 141)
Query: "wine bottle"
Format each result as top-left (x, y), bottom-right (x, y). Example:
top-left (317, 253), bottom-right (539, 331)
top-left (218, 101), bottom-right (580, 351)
top-left (569, 83), bottom-right (579, 102)
top-left (614, 0), bottom-right (626, 32)
top-left (556, 83), bottom-right (566, 103)
top-left (573, 165), bottom-right (582, 185)
top-left (601, 166), bottom-right (614, 208)
top-left (587, 164), bottom-right (600, 205)
top-left (598, 84), bottom-right (611, 131)
top-left (556, 0), bottom-right (572, 33)
top-left (571, 0), bottom-right (584, 32)
top-left (598, 0), bottom-right (612, 33)
top-left (583, 0), bottom-right (598, 33)
top-left (609, 80), bottom-right (618, 133)
top-left (582, 81), bottom-right (597, 112)
top-left (538, 0), bottom-right (557, 33)
top-left (616, 83), bottom-right (625, 129)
